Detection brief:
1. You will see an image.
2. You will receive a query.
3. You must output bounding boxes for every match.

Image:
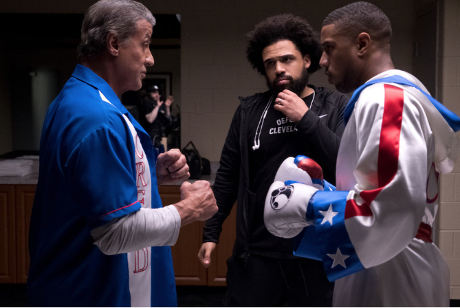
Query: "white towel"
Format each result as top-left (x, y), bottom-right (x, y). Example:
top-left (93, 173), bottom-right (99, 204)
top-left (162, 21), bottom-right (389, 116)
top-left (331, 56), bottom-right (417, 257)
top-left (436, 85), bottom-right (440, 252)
top-left (0, 159), bottom-right (34, 177)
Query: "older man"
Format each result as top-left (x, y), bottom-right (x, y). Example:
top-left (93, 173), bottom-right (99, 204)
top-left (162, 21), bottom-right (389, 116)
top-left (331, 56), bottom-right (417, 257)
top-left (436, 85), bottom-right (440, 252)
top-left (27, 1), bottom-right (217, 306)
top-left (264, 2), bottom-right (460, 306)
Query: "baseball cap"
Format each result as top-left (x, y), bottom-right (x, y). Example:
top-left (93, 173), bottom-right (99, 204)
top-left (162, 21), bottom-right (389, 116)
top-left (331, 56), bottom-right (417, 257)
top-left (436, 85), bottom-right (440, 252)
top-left (147, 85), bottom-right (159, 93)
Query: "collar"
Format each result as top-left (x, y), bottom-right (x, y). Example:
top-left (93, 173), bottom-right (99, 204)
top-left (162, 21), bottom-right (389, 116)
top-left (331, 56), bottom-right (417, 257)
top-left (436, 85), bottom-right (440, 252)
top-left (71, 64), bottom-right (149, 136)
top-left (71, 64), bottom-right (129, 115)
top-left (306, 84), bottom-right (321, 108)
top-left (343, 71), bottom-right (460, 132)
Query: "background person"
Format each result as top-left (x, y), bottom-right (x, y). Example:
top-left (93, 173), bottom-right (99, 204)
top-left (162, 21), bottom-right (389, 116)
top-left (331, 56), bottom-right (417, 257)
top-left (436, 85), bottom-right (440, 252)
top-left (139, 85), bottom-right (174, 152)
top-left (198, 14), bottom-right (349, 306)
top-left (27, 0), bottom-right (217, 306)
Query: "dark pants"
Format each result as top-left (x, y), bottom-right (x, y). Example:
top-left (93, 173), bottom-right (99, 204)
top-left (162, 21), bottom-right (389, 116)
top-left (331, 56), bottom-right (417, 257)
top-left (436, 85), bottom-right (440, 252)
top-left (224, 254), bottom-right (333, 307)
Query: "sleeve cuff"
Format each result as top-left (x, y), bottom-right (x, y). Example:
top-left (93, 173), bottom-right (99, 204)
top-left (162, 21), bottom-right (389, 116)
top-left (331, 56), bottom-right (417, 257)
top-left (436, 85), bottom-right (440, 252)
top-left (295, 110), bottom-right (320, 134)
top-left (294, 191), bottom-right (365, 281)
top-left (164, 204), bottom-right (181, 246)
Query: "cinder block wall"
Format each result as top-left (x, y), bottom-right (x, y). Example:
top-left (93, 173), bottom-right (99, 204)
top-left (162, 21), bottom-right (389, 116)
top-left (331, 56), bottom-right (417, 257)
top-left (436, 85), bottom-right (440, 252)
top-left (437, 0), bottom-right (460, 299)
top-left (177, 0), bottom-right (414, 162)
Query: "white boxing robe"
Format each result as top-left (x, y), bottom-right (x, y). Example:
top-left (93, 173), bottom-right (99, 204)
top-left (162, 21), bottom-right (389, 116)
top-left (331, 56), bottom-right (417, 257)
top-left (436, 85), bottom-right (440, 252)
top-left (295, 70), bottom-right (459, 306)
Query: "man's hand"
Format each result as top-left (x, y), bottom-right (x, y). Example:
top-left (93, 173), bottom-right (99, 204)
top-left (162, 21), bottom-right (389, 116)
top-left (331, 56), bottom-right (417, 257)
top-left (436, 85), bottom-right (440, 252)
top-left (156, 149), bottom-right (189, 185)
top-left (174, 181), bottom-right (218, 226)
top-left (164, 96), bottom-right (174, 107)
top-left (274, 89), bottom-right (309, 122)
top-left (164, 96), bottom-right (173, 118)
top-left (197, 242), bottom-right (217, 268)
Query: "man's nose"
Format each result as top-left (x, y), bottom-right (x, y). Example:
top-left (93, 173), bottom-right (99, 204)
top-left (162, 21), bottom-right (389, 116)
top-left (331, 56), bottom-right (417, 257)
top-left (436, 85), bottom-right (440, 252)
top-left (319, 52), bottom-right (328, 68)
top-left (146, 50), bottom-right (154, 66)
top-left (275, 61), bottom-right (285, 74)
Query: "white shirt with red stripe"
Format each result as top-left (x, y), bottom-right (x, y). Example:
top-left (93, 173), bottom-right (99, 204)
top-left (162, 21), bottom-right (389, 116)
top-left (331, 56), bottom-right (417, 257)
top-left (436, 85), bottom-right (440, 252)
top-left (302, 70), bottom-right (453, 306)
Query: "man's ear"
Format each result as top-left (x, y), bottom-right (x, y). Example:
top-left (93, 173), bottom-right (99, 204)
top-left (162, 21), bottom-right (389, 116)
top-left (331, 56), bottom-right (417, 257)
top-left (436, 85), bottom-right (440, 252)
top-left (356, 32), bottom-right (371, 57)
top-left (303, 54), bottom-right (311, 70)
top-left (106, 33), bottom-right (119, 57)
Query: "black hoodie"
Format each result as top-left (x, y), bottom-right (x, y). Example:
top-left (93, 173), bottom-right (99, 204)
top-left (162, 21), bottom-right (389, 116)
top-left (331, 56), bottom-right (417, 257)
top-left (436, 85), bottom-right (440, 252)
top-left (203, 85), bottom-right (348, 260)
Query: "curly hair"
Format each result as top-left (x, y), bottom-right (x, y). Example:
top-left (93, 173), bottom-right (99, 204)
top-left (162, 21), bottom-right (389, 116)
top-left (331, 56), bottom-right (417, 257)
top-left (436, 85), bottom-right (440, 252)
top-left (246, 14), bottom-right (322, 76)
top-left (323, 2), bottom-right (392, 44)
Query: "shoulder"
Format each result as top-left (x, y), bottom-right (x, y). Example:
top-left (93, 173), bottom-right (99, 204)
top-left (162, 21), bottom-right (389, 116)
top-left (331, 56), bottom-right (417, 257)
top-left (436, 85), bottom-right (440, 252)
top-left (228, 91), bottom-right (272, 118)
top-left (60, 77), bottom-right (124, 124)
top-left (352, 83), bottom-right (390, 119)
top-left (313, 86), bottom-right (349, 110)
top-left (53, 78), bottom-right (129, 144)
top-left (358, 82), bottom-right (395, 106)
top-left (238, 90), bottom-right (272, 106)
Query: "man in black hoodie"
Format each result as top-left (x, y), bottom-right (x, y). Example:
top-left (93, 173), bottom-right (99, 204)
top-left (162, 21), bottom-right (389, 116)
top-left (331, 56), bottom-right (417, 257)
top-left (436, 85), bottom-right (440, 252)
top-left (198, 14), bottom-right (348, 306)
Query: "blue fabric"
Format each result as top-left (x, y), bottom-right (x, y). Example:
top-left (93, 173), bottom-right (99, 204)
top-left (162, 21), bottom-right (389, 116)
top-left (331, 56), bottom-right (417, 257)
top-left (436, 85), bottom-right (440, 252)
top-left (285, 180), bottom-right (302, 186)
top-left (344, 75), bottom-right (460, 132)
top-left (293, 225), bottom-right (322, 261)
top-left (323, 180), bottom-right (336, 192)
top-left (27, 64), bottom-right (177, 306)
top-left (294, 191), bottom-right (364, 281)
top-left (294, 155), bottom-right (308, 164)
top-left (284, 179), bottom-right (324, 187)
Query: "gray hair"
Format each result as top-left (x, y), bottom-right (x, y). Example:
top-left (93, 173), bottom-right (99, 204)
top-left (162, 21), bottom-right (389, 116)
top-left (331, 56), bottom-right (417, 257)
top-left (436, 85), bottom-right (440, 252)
top-left (77, 0), bottom-right (156, 62)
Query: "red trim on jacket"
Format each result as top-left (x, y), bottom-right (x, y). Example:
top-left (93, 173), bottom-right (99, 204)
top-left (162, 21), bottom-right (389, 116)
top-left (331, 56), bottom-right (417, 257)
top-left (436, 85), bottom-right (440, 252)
top-left (345, 85), bottom-right (404, 219)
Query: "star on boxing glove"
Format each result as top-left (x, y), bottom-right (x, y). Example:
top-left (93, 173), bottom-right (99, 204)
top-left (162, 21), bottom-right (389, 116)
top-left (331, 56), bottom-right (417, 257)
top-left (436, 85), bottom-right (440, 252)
top-left (275, 156), bottom-right (324, 190)
top-left (264, 181), bottom-right (317, 239)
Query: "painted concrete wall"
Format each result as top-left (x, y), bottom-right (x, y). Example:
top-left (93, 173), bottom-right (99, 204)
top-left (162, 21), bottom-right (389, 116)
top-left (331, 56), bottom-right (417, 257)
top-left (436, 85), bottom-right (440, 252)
top-left (437, 0), bottom-right (460, 299)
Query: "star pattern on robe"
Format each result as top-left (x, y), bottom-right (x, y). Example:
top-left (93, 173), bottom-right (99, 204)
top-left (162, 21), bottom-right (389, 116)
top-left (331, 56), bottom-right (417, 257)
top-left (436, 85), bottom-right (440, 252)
top-left (319, 204), bottom-right (338, 225)
top-left (327, 247), bottom-right (349, 269)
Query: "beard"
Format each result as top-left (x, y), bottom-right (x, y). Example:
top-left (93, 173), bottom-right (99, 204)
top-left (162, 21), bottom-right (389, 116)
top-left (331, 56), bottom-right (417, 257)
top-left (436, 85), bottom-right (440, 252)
top-left (266, 67), bottom-right (310, 96)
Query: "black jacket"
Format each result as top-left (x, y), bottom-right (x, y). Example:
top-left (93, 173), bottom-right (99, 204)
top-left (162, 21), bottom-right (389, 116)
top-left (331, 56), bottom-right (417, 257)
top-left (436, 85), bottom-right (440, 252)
top-left (203, 85), bottom-right (348, 259)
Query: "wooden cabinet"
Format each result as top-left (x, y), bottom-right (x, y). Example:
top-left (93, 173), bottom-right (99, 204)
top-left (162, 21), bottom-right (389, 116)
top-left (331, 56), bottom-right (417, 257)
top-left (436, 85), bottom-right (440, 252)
top-left (15, 185), bottom-right (35, 283)
top-left (158, 185), bottom-right (236, 286)
top-left (0, 185), bottom-right (16, 283)
top-left (1, 184), bottom-right (236, 286)
top-left (0, 184), bottom-right (35, 284)
top-left (207, 203), bottom-right (236, 286)
top-left (159, 185), bottom-right (207, 285)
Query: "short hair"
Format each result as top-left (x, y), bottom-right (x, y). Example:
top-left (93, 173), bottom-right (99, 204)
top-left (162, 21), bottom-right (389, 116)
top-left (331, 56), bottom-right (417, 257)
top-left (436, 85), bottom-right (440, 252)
top-left (246, 14), bottom-right (322, 76)
top-left (77, 0), bottom-right (156, 62)
top-left (323, 2), bottom-right (392, 44)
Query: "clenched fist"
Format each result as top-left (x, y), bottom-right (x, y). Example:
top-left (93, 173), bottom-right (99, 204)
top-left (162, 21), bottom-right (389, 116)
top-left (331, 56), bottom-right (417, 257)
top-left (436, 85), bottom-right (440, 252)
top-left (174, 181), bottom-right (217, 226)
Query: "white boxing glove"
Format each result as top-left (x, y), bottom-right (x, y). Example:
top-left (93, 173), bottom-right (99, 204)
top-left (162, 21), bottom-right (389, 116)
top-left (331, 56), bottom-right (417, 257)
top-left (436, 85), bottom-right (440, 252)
top-left (275, 157), bottom-right (313, 185)
top-left (264, 181), bottom-right (318, 239)
top-left (275, 156), bottom-right (324, 190)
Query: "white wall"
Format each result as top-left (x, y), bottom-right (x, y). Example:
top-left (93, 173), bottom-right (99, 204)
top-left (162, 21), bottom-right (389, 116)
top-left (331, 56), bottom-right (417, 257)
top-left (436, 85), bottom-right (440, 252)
top-left (175, 0), bottom-right (415, 161)
top-left (438, 0), bottom-right (460, 300)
